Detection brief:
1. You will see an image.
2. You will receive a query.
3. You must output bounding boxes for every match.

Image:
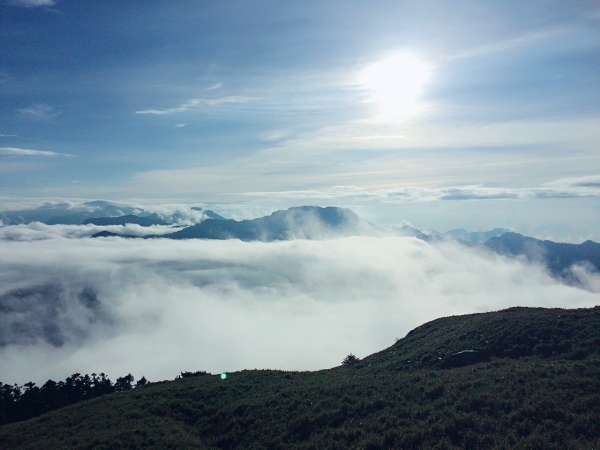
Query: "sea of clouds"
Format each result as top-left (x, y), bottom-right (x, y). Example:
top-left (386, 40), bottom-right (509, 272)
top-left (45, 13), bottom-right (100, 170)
top-left (1, 229), bottom-right (599, 386)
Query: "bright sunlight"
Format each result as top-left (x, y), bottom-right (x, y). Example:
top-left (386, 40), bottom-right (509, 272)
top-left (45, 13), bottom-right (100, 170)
top-left (360, 53), bottom-right (431, 120)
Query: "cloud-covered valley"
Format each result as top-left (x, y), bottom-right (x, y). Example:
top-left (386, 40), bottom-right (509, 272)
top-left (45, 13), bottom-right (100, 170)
top-left (1, 232), bottom-right (599, 386)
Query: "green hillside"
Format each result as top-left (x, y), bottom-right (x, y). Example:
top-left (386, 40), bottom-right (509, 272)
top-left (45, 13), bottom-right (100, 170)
top-left (1, 306), bottom-right (600, 449)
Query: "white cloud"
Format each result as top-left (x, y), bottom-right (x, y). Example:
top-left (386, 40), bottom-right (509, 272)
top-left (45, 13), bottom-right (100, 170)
top-left (0, 134), bottom-right (17, 137)
top-left (9, 0), bottom-right (55, 7)
top-left (127, 115), bottom-right (600, 200)
top-left (262, 130), bottom-right (291, 142)
top-left (207, 83), bottom-right (223, 90)
top-left (0, 234), bottom-right (597, 385)
top-left (0, 147), bottom-right (70, 157)
top-left (239, 175), bottom-right (600, 203)
top-left (136, 96), bottom-right (258, 115)
top-left (18, 103), bottom-right (58, 119)
top-left (446, 29), bottom-right (565, 61)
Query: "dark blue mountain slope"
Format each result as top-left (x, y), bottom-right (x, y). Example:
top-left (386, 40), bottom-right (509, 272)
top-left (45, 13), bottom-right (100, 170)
top-left (485, 232), bottom-right (600, 275)
top-left (163, 206), bottom-right (373, 241)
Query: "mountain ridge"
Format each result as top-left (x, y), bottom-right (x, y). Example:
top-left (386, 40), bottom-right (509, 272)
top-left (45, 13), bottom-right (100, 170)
top-left (485, 232), bottom-right (600, 276)
top-left (83, 214), bottom-right (170, 227)
top-left (0, 201), bottom-right (223, 226)
top-left (91, 206), bottom-right (378, 242)
top-left (444, 227), bottom-right (510, 243)
top-left (164, 206), bottom-right (375, 241)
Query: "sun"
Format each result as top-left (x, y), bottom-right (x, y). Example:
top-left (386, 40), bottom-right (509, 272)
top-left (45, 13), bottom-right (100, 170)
top-left (360, 53), bottom-right (431, 119)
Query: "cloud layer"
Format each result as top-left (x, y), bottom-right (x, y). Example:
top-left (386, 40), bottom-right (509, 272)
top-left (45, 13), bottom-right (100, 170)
top-left (136, 96), bottom-right (258, 115)
top-left (240, 176), bottom-right (600, 203)
top-left (0, 232), bottom-right (598, 385)
top-left (0, 147), bottom-right (68, 157)
top-left (17, 104), bottom-right (58, 119)
top-left (9, 0), bottom-right (54, 7)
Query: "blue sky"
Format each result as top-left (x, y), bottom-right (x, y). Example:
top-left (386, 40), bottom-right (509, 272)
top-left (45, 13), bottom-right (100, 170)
top-left (1, 0), bottom-right (600, 239)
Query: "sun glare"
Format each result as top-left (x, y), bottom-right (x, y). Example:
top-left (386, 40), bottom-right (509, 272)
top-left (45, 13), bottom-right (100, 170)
top-left (360, 54), bottom-right (431, 120)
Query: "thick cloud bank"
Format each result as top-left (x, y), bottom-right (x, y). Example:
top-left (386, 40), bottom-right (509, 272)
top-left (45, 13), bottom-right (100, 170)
top-left (1, 234), bottom-right (599, 385)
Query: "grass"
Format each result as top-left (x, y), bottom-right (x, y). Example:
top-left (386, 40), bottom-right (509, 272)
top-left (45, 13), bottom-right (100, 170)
top-left (1, 306), bottom-right (600, 449)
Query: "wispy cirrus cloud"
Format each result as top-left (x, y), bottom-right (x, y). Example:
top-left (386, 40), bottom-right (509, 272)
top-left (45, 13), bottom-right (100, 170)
top-left (0, 147), bottom-right (71, 157)
top-left (239, 176), bottom-right (600, 203)
top-left (9, 0), bottom-right (55, 7)
top-left (446, 29), bottom-right (565, 61)
top-left (18, 104), bottom-right (59, 119)
top-left (135, 96), bottom-right (258, 115)
top-left (207, 83), bottom-right (223, 90)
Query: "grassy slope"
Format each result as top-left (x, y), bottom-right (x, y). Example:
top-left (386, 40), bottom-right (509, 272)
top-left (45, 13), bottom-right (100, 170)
top-left (1, 307), bottom-right (599, 450)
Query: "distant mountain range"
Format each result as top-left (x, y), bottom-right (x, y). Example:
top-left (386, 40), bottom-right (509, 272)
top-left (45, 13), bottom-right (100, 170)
top-left (1, 202), bottom-right (598, 280)
top-left (93, 206), bottom-right (377, 242)
top-left (485, 232), bottom-right (600, 276)
top-left (392, 226), bottom-right (599, 280)
top-left (83, 214), bottom-right (170, 227)
top-left (0, 201), bottom-right (223, 226)
top-left (444, 227), bottom-right (509, 243)
top-left (0, 201), bottom-right (140, 226)
top-left (83, 210), bottom-right (225, 227)
top-left (393, 226), bottom-right (509, 243)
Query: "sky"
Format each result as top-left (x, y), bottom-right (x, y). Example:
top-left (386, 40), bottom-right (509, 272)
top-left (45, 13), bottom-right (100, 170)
top-left (0, 0), bottom-right (599, 238)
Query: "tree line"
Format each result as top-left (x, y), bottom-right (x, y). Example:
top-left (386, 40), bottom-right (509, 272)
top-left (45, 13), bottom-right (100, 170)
top-left (0, 372), bottom-right (148, 426)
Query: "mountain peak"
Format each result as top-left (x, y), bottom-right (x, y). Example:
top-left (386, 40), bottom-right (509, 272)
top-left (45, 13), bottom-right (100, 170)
top-left (163, 206), bottom-right (375, 241)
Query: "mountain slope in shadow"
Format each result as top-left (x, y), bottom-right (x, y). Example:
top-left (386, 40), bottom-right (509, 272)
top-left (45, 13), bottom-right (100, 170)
top-left (485, 232), bottom-right (600, 275)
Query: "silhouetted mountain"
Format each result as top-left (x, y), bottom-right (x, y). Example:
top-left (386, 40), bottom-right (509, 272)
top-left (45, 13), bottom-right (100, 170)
top-left (0, 201), bottom-right (142, 226)
top-left (2, 306), bottom-right (600, 449)
top-left (83, 214), bottom-right (169, 227)
top-left (161, 206), bottom-right (377, 241)
top-left (485, 232), bottom-right (600, 275)
top-left (444, 228), bottom-right (509, 243)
